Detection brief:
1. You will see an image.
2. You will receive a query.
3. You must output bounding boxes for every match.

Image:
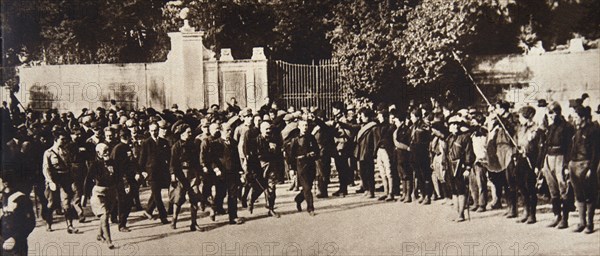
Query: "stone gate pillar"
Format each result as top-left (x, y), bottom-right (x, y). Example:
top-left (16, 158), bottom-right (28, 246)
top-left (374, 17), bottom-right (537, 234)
top-left (166, 20), bottom-right (206, 109)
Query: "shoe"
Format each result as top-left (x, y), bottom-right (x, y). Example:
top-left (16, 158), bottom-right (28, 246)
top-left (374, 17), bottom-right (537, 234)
top-left (67, 226), bottom-right (79, 234)
top-left (526, 215), bottom-right (536, 224)
top-left (404, 197), bottom-right (412, 203)
top-left (490, 201), bottom-right (502, 210)
top-left (248, 203), bottom-right (254, 214)
top-left (78, 217), bottom-right (87, 223)
top-left (107, 242), bottom-right (115, 250)
top-left (241, 199), bottom-right (248, 208)
top-left (556, 219), bottom-right (569, 229)
top-left (418, 197), bottom-right (424, 204)
top-left (190, 224), bottom-right (204, 231)
top-left (378, 195), bottom-right (388, 201)
top-left (454, 216), bottom-right (466, 222)
top-left (573, 224), bottom-right (586, 233)
top-left (160, 218), bottom-right (170, 225)
top-left (547, 216), bottom-right (561, 228)
top-left (170, 222), bottom-right (176, 229)
top-left (476, 207), bottom-right (486, 213)
top-left (96, 235), bottom-right (106, 242)
top-left (46, 224), bottom-right (53, 232)
top-left (362, 191), bottom-right (370, 197)
top-left (356, 188), bottom-right (366, 194)
top-left (316, 194), bottom-right (328, 199)
top-left (142, 211), bottom-right (153, 220)
top-left (332, 190), bottom-right (347, 197)
top-left (471, 205), bottom-right (479, 212)
top-left (385, 197), bottom-right (396, 202)
top-left (423, 197), bottom-right (431, 205)
top-left (119, 227), bottom-right (132, 232)
top-left (296, 201), bottom-right (302, 212)
top-left (585, 224), bottom-right (594, 234)
top-left (368, 193), bottom-right (375, 199)
top-left (506, 212), bottom-right (517, 219)
top-left (229, 218), bottom-right (244, 225)
top-left (518, 215), bottom-right (528, 223)
top-left (308, 211), bottom-right (316, 217)
top-left (268, 210), bottom-right (280, 218)
top-left (110, 217), bottom-right (118, 224)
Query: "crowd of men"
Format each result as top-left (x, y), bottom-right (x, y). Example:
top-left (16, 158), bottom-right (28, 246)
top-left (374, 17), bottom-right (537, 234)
top-left (0, 94), bottom-right (599, 254)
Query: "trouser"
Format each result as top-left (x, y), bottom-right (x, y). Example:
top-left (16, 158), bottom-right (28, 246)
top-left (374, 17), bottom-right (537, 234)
top-left (225, 176), bottom-right (240, 221)
top-left (71, 164), bottom-right (86, 219)
top-left (507, 155), bottom-right (538, 216)
top-left (249, 161), bottom-right (277, 210)
top-left (376, 148), bottom-right (393, 196)
top-left (358, 159), bottom-right (375, 195)
top-left (334, 153), bottom-right (351, 193)
top-left (431, 154), bottom-right (446, 199)
top-left (25, 179), bottom-right (49, 221)
top-left (116, 181), bottom-right (132, 229)
top-left (45, 173), bottom-right (77, 224)
top-left (316, 156), bottom-right (331, 196)
top-left (295, 165), bottom-right (316, 212)
top-left (448, 161), bottom-right (467, 196)
top-left (201, 173), bottom-right (216, 207)
top-left (488, 170), bottom-right (508, 206)
top-left (413, 158), bottom-right (432, 199)
top-left (569, 160), bottom-right (598, 204)
top-left (213, 178), bottom-right (227, 213)
top-left (146, 181), bottom-right (168, 220)
top-left (469, 162), bottom-right (488, 208)
top-left (542, 155), bottom-right (572, 216)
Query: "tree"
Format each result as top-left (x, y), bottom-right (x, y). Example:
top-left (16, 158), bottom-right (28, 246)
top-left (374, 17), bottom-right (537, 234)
top-left (328, 0), bottom-right (411, 98)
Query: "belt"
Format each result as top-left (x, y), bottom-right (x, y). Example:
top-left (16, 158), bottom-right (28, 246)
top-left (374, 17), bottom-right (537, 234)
top-left (54, 170), bottom-right (69, 174)
top-left (547, 146), bottom-right (564, 155)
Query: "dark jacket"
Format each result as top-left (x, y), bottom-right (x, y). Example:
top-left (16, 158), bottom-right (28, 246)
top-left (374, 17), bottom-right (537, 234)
top-left (353, 121), bottom-right (377, 161)
top-left (138, 137), bottom-right (171, 186)
top-left (287, 133), bottom-right (320, 173)
top-left (537, 116), bottom-right (574, 168)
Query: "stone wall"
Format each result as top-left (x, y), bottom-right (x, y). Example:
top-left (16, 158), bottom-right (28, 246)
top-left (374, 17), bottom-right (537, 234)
top-left (471, 49), bottom-right (600, 112)
top-left (6, 23), bottom-right (268, 113)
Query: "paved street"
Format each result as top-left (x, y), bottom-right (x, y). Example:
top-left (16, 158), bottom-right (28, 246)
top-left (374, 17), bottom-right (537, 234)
top-left (27, 182), bottom-right (600, 256)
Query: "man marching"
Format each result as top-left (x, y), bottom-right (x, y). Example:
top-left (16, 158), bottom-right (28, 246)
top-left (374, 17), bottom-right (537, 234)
top-left (288, 117), bottom-right (320, 216)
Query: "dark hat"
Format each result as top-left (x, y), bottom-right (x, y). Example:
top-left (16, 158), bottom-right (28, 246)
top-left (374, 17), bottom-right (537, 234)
top-left (331, 101), bottom-right (345, 111)
top-left (596, 104), bottom-right (600, 114)
top-left (172, 104), bottom-right (179, 109)
top-left (173, 123), bottom-right (190, 136)
top-left (537, 99), bottom-right (548, 107)
top-left (581, 93), bottom-right (589, 100)
top-left (574, 106), bottom-right (591, 119)
top-left (430, 121), bottom-right (447, 134)
top-left (519, 106), bottom-right (536, 120)
top-left (118, 129), bottom-right (131, 138)
top-left (569, 98), bottom-right (582, 108)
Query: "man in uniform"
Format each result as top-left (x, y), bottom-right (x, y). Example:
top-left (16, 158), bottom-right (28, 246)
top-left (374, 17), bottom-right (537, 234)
top-left (512, 106), bottom-right (542, 224)
top-left (237, 109), bottom-right (259, 208)
top-left (331, 102), bottom-right (353, 197)
top-left (245, 121), bottom-right (281, 218)
top-left (42, 130), bottom-right (79, 233)
top-left (169, 123), bottom-right (204, 231)
top-left (312, 110), bottom-right (336, 198)
top-left (69, 127), bottom-right (89, 223)
top-left (200, 123), bottom-right (226, 219)
top-left (538, 102), bottom-right (574, 228)
top-left (288, 117), bottom-right (320, 216)
top-left (445, 115), bottom-right (475, 222)
top-left (373, 107), bottom-right (395, 201)
top-left (111, 129), bottom-right (136, 232)
top-left (392, 110), bottom-right (413, 203)
top-left (139, 122), bottom-right (170, 224)
top-left (410, 108), bottom-right (433, 204)
top-left (568, 106), bottom-right (599, 234)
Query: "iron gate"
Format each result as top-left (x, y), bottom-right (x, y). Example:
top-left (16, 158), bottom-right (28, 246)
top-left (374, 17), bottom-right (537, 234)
top-left (270, 59), bottom-right (345, 117)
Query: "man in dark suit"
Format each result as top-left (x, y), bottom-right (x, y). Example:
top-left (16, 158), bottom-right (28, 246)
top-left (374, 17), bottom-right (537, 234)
top-left (288, 117), bottom-right (320, 216)
top-left (353, 107), bottom-right (378, 198)
top-left (139, 122), bottom-right (171, 224)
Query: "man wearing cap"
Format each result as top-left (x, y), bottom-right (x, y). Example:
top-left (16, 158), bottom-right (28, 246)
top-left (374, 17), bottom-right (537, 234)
top-left (200, 123), bottom-right (227, 218)
top-left (568, 106), bottom-right (599, 233)
top-left (42, 130), bottom-right (79, 233)
top-left (236, 108), bottom-right (259, 208)
top-left (538, 101), bottom-right (575, 228)
top-left (510, 106), bottom-right (542, 224)
top-left (445, 115), bottom-right (475, 222)
top-left (169, 123), bottom-right (204, 231)
top-left (139, 122), bottom-right (171, 224)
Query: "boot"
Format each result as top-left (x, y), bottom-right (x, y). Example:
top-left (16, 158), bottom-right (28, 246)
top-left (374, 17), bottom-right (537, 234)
top-left (404, 180), bottom-right (413, 203)
top-left (455, 195), bottom-right (466, 222)
top-left (527, 204), bottom-right (537, 224)
top-left (548, 199), bottom-right (562, 227)
top-left (573, 202), bottom-right (586, 233)
top-left (556, 207), bottom-right (569, 229)
top-left (398, 182), bottom-right (407, 202)
top-left (585, 203), bottom-right (595, 234)
top-left (506, 192), bottom-right (517, 218)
